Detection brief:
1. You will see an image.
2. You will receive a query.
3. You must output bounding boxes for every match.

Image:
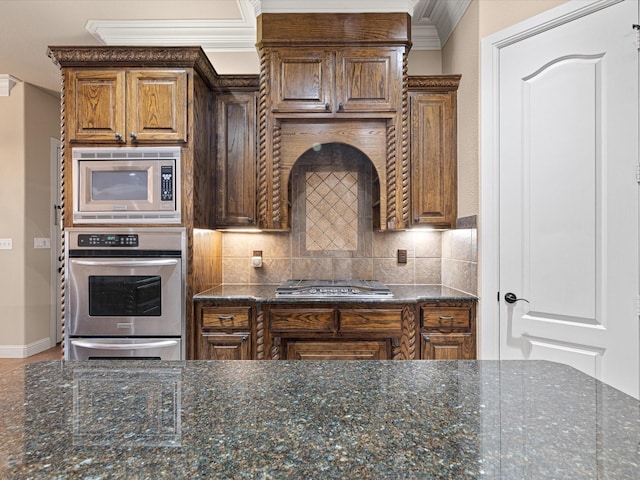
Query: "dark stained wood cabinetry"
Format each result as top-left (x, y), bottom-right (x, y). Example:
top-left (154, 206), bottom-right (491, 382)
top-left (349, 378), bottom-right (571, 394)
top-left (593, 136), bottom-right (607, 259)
top-left (409, 75), bottom-right (460, 229)
top-left (49, 46), bottom-right (224, 361)
top-left (214, 90), bottom-right (258, 227)
top-left (419, 302), bottom-right (476, 360)
top-left (265, 303), bottom-right (413, 360)
top-left (271, 47), bottom-right (402, 114)
top-left (193, 295), bottom-right (476, 361)
top-left (287, 341), bottom-right (388, 360)
top-left (256, 13), bottom-right (411, 230)
top-left (67, 69), bottom-right (187, 144)
top-left (196, 304), bottom-right (253, 360)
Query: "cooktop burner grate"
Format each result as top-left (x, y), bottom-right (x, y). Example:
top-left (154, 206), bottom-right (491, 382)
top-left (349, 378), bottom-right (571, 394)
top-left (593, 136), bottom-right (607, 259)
top-left (275, 279), bottom-right (393, 298)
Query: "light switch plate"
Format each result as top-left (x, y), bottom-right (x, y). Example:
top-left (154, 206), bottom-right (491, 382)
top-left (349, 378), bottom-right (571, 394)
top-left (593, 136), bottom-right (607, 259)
top-left (397, 249), bottom-right (407, 264)
top-left (34, 237), bottom-right (51, 249)
top-left (0, 238), bottom-right (12, 249)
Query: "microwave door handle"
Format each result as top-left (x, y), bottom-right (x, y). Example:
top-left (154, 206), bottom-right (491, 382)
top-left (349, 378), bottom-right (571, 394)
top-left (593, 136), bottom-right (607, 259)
top-left (71, 259), bottom-right (179, 267)
top-left (70, 339), bottom-right (179, 350)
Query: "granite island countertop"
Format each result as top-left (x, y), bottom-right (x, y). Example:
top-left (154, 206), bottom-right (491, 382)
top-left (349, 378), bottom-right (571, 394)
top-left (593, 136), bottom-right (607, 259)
top-left (1, 360), bottom-right (638, 479)
top-left (194, 283), bottom-right (477, 303)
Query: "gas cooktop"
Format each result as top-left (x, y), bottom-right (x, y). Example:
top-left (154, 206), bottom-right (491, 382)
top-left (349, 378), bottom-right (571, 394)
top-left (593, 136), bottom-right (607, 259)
top-left (275, 279), bottom-right (393, 298)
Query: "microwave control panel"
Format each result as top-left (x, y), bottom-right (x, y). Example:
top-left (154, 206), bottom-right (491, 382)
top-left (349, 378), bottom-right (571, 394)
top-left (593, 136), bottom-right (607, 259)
top-left (161, 165), bottom-right (174, 202)
top-left (77, 234), bottom-right (139, 248)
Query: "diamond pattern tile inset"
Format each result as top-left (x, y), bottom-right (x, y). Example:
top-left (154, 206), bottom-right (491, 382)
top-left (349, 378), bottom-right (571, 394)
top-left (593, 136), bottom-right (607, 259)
top-left (306, 171), bottom-right (358, 251)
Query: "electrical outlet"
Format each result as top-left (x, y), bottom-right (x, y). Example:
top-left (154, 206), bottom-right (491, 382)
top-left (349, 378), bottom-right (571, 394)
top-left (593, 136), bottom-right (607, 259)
top-left (0, 238), bottom-right (12, 250)
top-left (397, 249), bottom-right (407, 264)
top-left (251, 250), bottom-right (263, 268)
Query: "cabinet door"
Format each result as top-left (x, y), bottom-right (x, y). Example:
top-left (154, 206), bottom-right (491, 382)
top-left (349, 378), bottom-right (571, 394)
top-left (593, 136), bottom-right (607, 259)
top-left (200, 333), bottom-right (251, 360)
top-left (67, 69), bottom-right (126, 143)
top-left (420, 333), bottom-right (473, 360)
top-left (127, 70), bottom-right (187, 143)
top-left (214, 92), bottom-right (257, 227)
top-left (410, 91), bottom-right (456, 228)
top-left (287, 341), bottom-right (388, 360)
top-left (335, 47), bottom-right (401, 112)
top-left (271, 48), bottom-right (333, 113)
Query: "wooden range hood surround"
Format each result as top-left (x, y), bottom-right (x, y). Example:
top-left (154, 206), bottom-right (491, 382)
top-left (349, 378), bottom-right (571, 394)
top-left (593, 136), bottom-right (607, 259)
top-left (256, 13), bottom-right (412, 230)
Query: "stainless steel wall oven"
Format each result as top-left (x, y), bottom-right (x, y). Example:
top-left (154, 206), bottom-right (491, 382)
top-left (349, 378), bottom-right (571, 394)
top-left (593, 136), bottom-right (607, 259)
top-left (65, 227), bottom-right (186, 360)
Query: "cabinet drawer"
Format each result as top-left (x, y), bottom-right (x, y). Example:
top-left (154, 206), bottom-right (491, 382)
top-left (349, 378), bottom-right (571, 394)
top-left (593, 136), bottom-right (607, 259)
top-left (202, 307), bottom-right (251, 329)
top-left (269, 308), bottom-right (334, 333)
top-left (339, 309), bottom-right (403, 335)
top-left (421, 306), bottom-right (471, 329)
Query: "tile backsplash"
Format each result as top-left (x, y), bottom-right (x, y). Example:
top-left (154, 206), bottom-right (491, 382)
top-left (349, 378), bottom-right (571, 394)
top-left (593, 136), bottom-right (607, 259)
top-left (221, 227), bottom-right (477, 295)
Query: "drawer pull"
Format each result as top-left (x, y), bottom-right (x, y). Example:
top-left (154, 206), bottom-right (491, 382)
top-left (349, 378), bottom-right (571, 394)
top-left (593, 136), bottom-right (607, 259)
top-left (439, 315), bottom-right (455, 321)
top-left (218, 315), bottom-right (234, 321)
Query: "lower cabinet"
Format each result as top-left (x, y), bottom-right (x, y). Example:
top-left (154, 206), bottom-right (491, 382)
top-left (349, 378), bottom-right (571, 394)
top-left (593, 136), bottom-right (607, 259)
top-left (192, 298), bottom-right (476, 360)
top-left (200, 333), bottom-right (251, 360)
top-left (287, 341), bottom-right (388, 360)
top-left (195, 303), bottom-right (253, 360)
top-left (265, 304), bottom-right (410, 360)
top-left (419, 302), bottom-right (476, 360)
top-left (420, 333), bottom-right (474, 360)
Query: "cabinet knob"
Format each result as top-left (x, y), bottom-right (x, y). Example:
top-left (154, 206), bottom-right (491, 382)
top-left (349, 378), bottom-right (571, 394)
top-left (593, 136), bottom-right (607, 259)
top-left (414, 217), bottom-right (420, 223)
top-left (114, 132), bottom-right (122, 141)
top-left (338, 102), bottom-right (344, 111)
top-left (242, 335), bottom-right (248, 342)
top-left (325, 103), bottom-right (330, 111)
top-left (129, 132), bottom-right (138, 141)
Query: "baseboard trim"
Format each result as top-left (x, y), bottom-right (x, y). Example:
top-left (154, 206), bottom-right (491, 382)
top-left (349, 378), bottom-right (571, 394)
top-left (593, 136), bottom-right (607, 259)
top-left (0, 337), bottom-right (54, 358)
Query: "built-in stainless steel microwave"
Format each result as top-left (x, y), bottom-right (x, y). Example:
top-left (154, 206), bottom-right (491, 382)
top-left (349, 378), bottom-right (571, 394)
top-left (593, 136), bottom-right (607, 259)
top-left (72, 146), bottom-right (181, 224)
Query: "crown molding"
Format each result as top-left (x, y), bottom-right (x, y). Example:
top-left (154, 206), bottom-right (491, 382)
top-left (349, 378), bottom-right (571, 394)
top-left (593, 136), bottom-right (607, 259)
top-left (85, 19), bottom-right (258, 52)
top-left (0, 74), bottom-right (20, 96)
top-left (85, 0), bottom-right (468, 53)
top-left (413, 0), bottom-right (471, 47)
top-left (249, 0), bottom-right (419, 16)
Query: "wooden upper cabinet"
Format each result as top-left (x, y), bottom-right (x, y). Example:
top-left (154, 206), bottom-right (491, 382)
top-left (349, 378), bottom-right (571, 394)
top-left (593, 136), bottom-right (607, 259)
top-left (68, 70), bottom-right (125, 143)
top-left (272, 48), bottom-right (332, 113)
top-left (270, 46), bottom-right (401, 114)
top-left (409, 76), bottom-right (460, 229)
top-left (335, 47), bottom-right (401, 113)
top-left (214, 91), bottom-right (258, 227)
top-left (127, 70), bottom-right (187, 143)
top-left (68, 68), bottom-right (187, 144)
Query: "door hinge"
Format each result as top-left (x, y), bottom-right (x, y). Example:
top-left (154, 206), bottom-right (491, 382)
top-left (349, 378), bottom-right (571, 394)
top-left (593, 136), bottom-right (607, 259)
top-left (636, 163), bottom-right (640, 184)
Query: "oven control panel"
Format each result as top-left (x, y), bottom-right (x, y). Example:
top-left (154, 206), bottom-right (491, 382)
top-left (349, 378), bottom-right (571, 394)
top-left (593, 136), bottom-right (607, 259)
top-left (77, 234), bottom-right (139, 247)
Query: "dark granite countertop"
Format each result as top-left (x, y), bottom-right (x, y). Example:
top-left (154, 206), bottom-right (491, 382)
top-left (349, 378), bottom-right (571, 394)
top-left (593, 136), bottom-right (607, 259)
top-left (1, 360), bottom-right (638, 479)
top-left (194, 284), bottom-right (477, 303)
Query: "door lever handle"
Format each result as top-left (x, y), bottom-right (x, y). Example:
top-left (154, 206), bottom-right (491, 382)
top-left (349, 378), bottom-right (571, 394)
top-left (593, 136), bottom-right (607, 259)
top-left (505, 292), bottom-right (530, 304)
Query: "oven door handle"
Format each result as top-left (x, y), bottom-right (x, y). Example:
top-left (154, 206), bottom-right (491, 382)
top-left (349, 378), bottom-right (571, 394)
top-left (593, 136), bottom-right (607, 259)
top-left (71, 259), bottom-right (179, 267)
top-left (70, 339), bottom-right (179, 350)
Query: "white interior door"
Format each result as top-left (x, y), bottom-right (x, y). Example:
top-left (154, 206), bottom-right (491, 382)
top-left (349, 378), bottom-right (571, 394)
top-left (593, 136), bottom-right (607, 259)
top-left (495, 0), bottom-right (639, 398)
